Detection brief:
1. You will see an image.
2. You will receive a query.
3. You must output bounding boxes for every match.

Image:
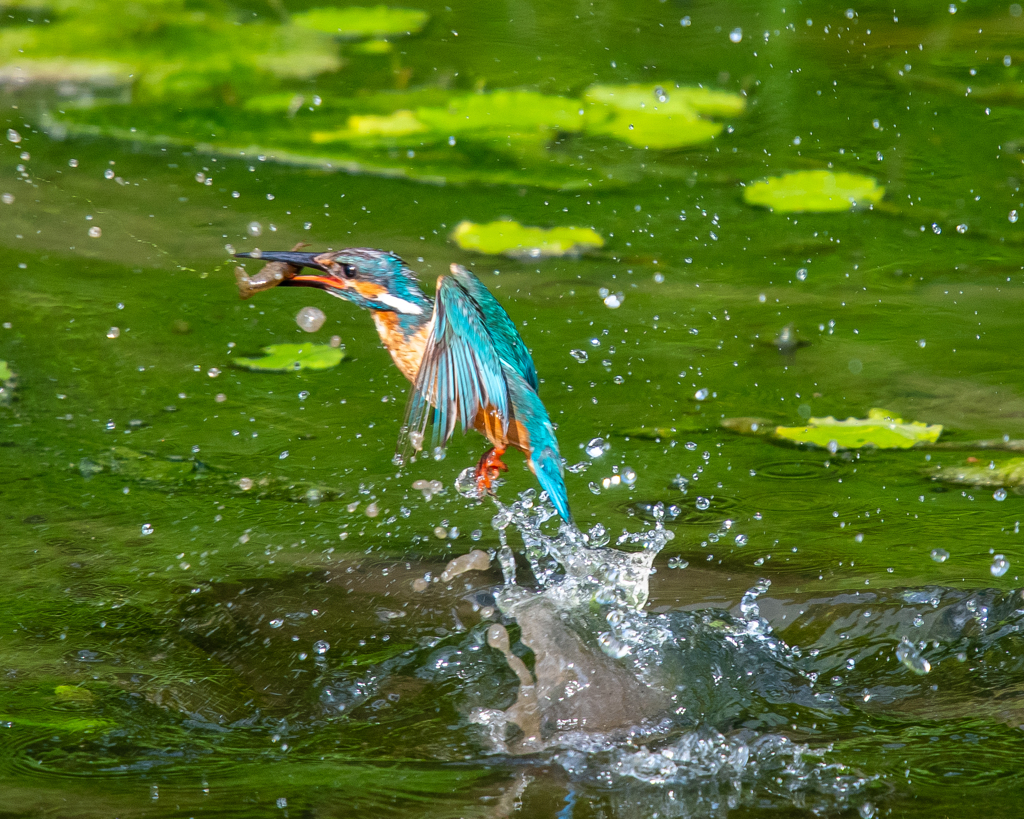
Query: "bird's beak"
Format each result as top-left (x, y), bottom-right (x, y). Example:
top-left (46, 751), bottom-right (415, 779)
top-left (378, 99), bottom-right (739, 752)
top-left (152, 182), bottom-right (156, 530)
top-left (235, 250), bottom-right (328, 271)
top-left (235, 251), bottom-right (336, 290)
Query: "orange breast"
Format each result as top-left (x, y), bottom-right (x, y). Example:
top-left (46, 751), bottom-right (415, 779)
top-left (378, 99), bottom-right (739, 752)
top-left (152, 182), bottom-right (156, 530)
top-left (371, 311), bottom-right (430, 383)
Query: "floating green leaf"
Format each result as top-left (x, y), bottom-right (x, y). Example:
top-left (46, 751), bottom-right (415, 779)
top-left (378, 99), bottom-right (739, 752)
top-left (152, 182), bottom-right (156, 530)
top-left (234, 343), bottom-right (346, 372)
top-left (584, 83), bottom-right (746, 118)
top-left (582, 82), bottom-right (742, 148)
top-left (0, 1), bottom-right (341, 99)
top-left (585, 109), bottom-right (723, 149)
top-left (292, 6), bottom-right (429, 39)
top-left (451, 220), bottom-right (604, 258)
top-left (743, 170), bottom-right (885, 213)
top-left (417, 90), bottom-right (585, 135)
top-left (928, 457), bottom-right (1024, 488)
top-left (773, 408), bottom-right (942, 450)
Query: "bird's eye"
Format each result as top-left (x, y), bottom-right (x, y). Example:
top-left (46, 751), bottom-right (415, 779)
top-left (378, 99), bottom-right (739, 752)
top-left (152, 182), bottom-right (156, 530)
top-left (341, 264), bottom-right (357, 279)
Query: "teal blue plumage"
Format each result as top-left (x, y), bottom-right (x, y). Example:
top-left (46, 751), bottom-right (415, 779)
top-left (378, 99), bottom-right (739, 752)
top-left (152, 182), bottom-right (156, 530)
top-left (237, 248), bottom-right (572, 523)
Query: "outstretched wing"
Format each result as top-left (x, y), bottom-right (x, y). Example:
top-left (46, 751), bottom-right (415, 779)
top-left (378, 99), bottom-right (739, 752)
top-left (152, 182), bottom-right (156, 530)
top-left (448, 264), bottom-right (538, 392)
top-left (397, 272), bottom-right (510, 460)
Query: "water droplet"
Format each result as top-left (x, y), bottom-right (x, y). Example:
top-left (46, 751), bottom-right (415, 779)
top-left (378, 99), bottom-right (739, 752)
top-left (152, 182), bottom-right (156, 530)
top-left (195, 172), bottom-right (206, 183)
top-left (207, 367), bottom-right (220, 378)
top-left (68, 158), bottom-right (79, 168)
top-left (735, 534), bottom-right (748, 545)
top-left (694, 388), bottom-right (709, 401)
top-left (570, 349), bottom-right (588, 363)
top-left (695, 496), bottom-right (710, 511)
top-left (667, 556), bottom-right (689, 569)
top-left (622, 467), bottom-right (637, 486)
top-left (6, 129), bottom-right (20, 144)
top-left (858, 802), bottom-right (875, 819)
top-left (140, 523), bottom-right (154, 535)
top-left (313, 640), bottom-right (330, 655)
top-left (956, 223), bottom-right (968, 234)
top-left (106, 327), bottom-right (120, 339)
top-left (585, 437), bottom-right (608, 458)
top-left (88, 226), bottom-right (102, 238)
top-left (448, 135), bottom-right (456, 146)
top-left (434, 526), bottom-right (448, 539)
top-left (603, 292), bottom-right (623, 308)
top-left (238, 477), bottom-right (254, 490)
top-left (1010, 210), bottom-right (1019, 223)
top-left (685, 441), bottom-right (697, 451)
top-left (269, 618), bottom-right (284, 628)
top-left (929, 548), bottom-right (949, 563)
top-left (796, 267), bottom-right (808, 281)
top-left (247, 221), bottom-right (263, 237)
top-left (896, 636), bottom-right (931, 674)
top-left (279, 450), bottom-right (289, 459)
top-left (365, 502), bottom-right (379, 518)
top-left (994, 488), bottom-right (1008, 501)
top-left (991, 554), bottom-right (1010, 577)
top-left (1, 193), bottom-right (13, 205)
top-left (104, 168), bottom-right (115, 179)
top-left (729, 27), bottom-right (743, 42)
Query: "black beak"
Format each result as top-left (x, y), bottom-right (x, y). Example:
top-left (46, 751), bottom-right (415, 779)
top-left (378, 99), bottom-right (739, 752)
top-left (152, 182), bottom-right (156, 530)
top-left (234, 251), bottom-right (329, 271)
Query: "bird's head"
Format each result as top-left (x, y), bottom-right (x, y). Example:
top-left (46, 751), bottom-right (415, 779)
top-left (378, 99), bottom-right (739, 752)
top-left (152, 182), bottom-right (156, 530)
top-left (235, 248), bottom-right (429, 317)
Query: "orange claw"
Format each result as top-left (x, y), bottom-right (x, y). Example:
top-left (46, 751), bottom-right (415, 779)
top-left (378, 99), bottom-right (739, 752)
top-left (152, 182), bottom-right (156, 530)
top-left (475, 446), bottom-right (508, 493)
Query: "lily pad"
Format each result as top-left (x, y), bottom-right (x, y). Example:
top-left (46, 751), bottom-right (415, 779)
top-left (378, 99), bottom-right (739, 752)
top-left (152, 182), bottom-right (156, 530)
top-left (0, 1), bottom-right (342, 99)
top-left (585, 109), bottom-right (723, 149)
top-left (234, 343), bottom-right (346, 372)
top-left (773, 408), bottom-right (942, 450)
top-left (292, 6), bottom-right (429, 39)
top-left (451, 220), bottom-right (604, 258)
top-left (582, 82), bottom-right (742, 149)
top-left (584, 83), bottom-right (746, 118)
top-left (743, 170), bottom-right (885, 213)
top-left (928, 457), bottom-right (1024, 488)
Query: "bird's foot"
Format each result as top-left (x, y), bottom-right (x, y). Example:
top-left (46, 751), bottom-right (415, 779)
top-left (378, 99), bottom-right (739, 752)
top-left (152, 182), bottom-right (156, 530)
top-left (475, 447), bottom-right (508, 494)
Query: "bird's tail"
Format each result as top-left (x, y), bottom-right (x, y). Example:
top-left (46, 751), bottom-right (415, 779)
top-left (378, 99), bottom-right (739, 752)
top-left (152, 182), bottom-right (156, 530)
top-left (530, 443), bottom-right (573, 525)
top-left (505, 368), bottom-right (573, 524)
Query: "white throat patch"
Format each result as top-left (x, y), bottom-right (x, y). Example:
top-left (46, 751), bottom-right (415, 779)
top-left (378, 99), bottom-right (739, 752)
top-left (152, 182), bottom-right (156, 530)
top-left (377, 292), bottom-right (424, 315)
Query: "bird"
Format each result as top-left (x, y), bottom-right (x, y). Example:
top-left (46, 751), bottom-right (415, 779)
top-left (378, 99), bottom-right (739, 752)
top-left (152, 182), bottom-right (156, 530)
top-left (235, 247), bottom-right (572, 524)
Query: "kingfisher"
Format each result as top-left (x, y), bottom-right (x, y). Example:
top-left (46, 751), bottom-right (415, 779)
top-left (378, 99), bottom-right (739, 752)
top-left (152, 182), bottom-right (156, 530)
top-left (236, 248), bottom-right (572, 524)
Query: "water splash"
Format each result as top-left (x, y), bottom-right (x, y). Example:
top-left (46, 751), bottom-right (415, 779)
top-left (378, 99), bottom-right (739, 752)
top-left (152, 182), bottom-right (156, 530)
top-left (452, 487), bottom-right (874, 811)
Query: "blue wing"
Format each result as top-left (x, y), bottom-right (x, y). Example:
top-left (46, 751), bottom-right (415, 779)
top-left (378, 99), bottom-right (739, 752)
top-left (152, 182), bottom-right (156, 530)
top-left (398, 272), bottom-right (510, 458)
top-left (448, 264), bottom-right (538, 392)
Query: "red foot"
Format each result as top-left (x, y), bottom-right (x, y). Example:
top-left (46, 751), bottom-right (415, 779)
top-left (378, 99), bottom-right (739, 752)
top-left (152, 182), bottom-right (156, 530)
top-left (475, 447), bottom-right (508, 494)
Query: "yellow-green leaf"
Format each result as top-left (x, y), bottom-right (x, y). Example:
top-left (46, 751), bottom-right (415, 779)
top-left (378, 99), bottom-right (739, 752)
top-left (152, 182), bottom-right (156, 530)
top-left (416, 90), bottom-right (586, 135)
top-left (743, 170), bottom-right (885, 213)
top-left (586, 109), bottom-right (722, 149)
top-left (451, 220), bottom-right (604, 258)
top-left (929, 457), bottom-right (1024, 488)
top-left (291, 6), bottom-right (429, 39)
top-left (584, 83), bottom-right (746, 118)
top-left (773, 408), bottom-right (942, 450)
top-left (234, 344), bottom-right (346, 373)
top-left (0, 361), bottom-right (12, 381)
top-left (55, 685), bottom-right (96, 704)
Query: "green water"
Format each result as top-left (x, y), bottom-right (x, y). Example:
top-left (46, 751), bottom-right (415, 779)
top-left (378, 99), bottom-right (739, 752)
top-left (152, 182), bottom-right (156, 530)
top-left (3, 0), bottom-right (1024, 815)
